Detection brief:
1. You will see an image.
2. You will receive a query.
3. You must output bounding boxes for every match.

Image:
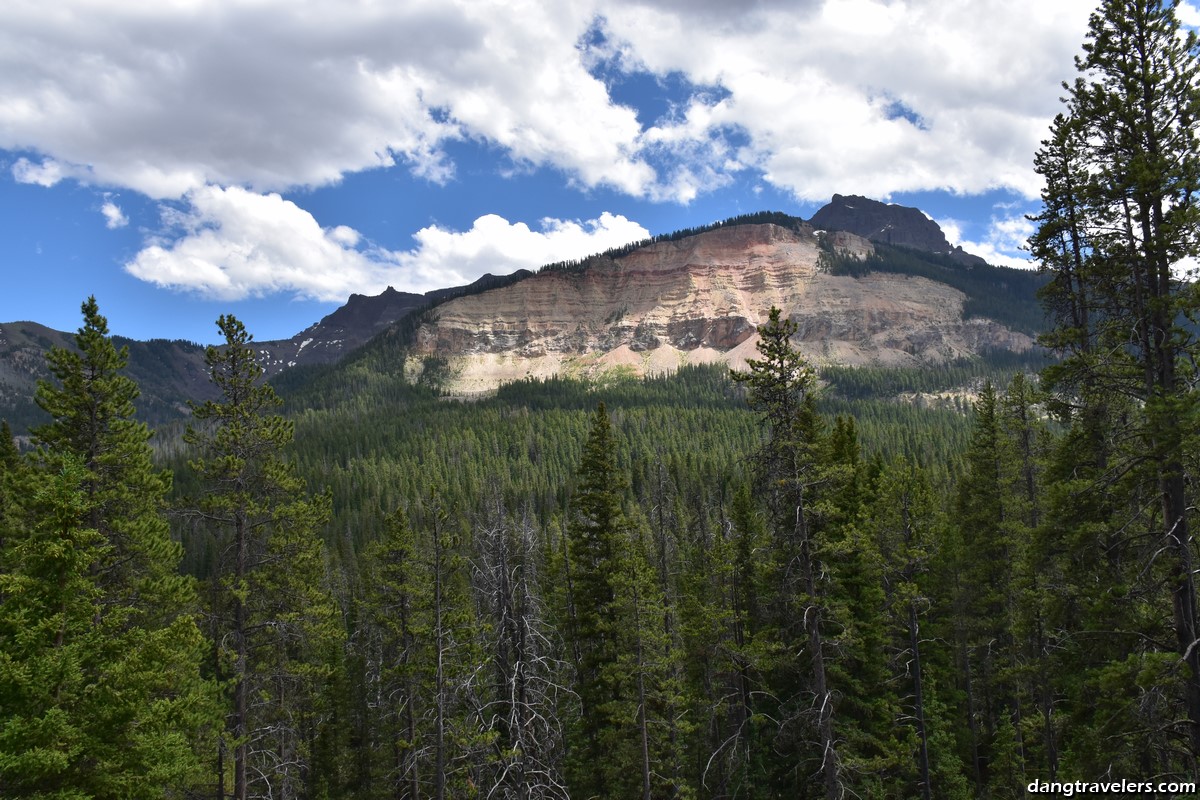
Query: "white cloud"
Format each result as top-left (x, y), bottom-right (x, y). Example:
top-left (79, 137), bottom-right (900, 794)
top-left (942, 213), bottom-right (1036, 269)
top-left (125, 186), bottom-right (378, 301)
top-left (602, 0), bottom-right (1095, 201)
top-left (399, 212), bottom-right (650, 288)
top-left (1177, 2), bottom-right (1200, 27)
top-left (12, 156), bottom-right (66, 187)
top-left (0, 0), bottom-right (1095, 203)
top-left (100, 200), bottom-right (128, 229)
top-left (124, 185), bottom-right (650, 301)
top-left (936, 217), bottom-right (965, 248)
top-left (0, 0), bottom-right (653, 199)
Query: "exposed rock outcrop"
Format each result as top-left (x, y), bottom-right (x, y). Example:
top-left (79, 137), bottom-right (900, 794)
top-left (407, 223), bottom-right (1031, 394)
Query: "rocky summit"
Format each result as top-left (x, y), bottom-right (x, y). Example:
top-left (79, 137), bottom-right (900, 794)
top-left (810, 194), bottom-right (987, 267)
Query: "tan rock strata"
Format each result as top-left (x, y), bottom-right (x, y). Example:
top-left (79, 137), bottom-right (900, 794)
top-left (408, 223), bottom-right (1033, 394)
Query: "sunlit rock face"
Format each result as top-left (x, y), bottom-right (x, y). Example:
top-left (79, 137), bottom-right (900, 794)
top-left (407, 223), bottom-right (1033, 394)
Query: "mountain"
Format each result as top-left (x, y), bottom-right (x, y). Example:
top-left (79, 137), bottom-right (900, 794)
top-left (0, 323), bottom-right (215, 435)
top-left (0, 198), bottom-right (1043, 433)
top-left (0, 286), bottom-right (443, 434)
top-left (810, 193), bottom-right (988, 267)
top-left (250, 286), bottom-right (432, 375)
top-left (249, 273), bottom-right (534, 375)
top-left (396, 219), bottom-right (1035, 395)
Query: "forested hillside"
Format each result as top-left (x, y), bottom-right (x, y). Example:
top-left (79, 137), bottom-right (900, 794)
top-left (4, 2), bottom-right (1200, 798)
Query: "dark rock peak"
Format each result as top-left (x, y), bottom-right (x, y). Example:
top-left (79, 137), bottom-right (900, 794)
top-left (316, 287), bottom-right (427, 335)
top-left (809, 194), bottom-right (986, 268)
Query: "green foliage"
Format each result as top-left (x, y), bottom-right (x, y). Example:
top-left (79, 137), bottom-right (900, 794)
top-left (1028, 0), bottom-right (1200, 777)
top-left (0, 298), bottom-right (215, 798)
top-left (822, 243), bottom-right (1049, 335)
top-left (731, 307), bottom-right (848, 798)
top-left (184, 314), bottom-right (343, 800)
top-left (0, 461), bottom-right (208, 798)
top-left (33, 298), bottom-right (197, 621)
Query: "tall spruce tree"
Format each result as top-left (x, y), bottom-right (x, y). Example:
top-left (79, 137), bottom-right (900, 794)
top-left (0, 461), bottom-right (160, 796)
top-left (562, 402), bottom-right (628, 796)
top-left (1029, 0), bottom-right (1200, 770)
top-left (357, 507), bottom-right (428, 799)
top-left (185, 314), bottom-right (342, 800)
top-left (871, 458), bottom-right (970, 800)
top-left (562, 403), bottom-right (683, 798)
top-left (731, 307), bottom-right (841, 799)
top-left (1, 299), bottom-right (213, 797)
top-left (33, 297), bottom-right (198, 622)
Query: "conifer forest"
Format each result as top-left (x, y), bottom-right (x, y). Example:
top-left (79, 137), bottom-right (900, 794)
top-left (6, 1), bottom-right (1200, 797)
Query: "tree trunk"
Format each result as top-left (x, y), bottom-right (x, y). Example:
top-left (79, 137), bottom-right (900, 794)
top-left (909, 602), bottom-right (932, 800)
top-left (799, 504), bottom-right (838, 800)
top-left (234, 511), bottom-right (248, 800)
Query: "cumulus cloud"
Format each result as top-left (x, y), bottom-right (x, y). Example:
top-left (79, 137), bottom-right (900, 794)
top-left (601, 0), bottom-right (1096, 201)
top-left (399, 212), bottom-right (651, 288)
top-left (1177, 2), bottom-right (1200, 27)
top-left (124, 185), bottom-right (650, 301)
top-left (100, 200), bottom-right (128, 229)
top-left (12, 157), bottom-right (66, 187)
top-left (0, 0), bottom-right (654, 199)
top-left (5, 0), bottom-right (1102, 304)
top-left (0, 0), bottom-right (1094, 203)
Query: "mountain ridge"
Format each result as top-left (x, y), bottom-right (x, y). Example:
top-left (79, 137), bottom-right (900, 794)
top-left (0, 196), bottom-right (1041, 432)
top-left (398, 221), bottom-right (1035, 394)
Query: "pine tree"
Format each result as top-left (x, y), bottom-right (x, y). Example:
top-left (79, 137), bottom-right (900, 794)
top-left (358, 507), bottom-right (429, 799)
top-left (33, 296), bottom-right (197, 623)
top-left (561, 403), bottom-right (686, 798)
top-left (185, 314), bottom-right (343, 800)
top-left (950, 382), bottom-right (1027, 794)
top-left (0, 420), bottom-right (20, 555)
top-left (871, 459), bottom-right (970, 800)
top-left (0, 298), bottom-right (214, 797)
top-left (1030, 0), bottom-right (1200, 769)
top-left (731, 307), bottom-right (841, 799)
top-left (562, 403), bottom-right (628, 796)
top-left (0, 460), bottom-right (212, 798)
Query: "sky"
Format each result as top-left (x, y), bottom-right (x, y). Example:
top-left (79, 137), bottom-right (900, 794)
top-left (2, 0), bottom-right (1189, 344)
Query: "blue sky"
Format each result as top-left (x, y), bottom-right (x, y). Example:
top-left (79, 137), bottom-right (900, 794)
top-left (1, 0), bottom-right (1183, 344)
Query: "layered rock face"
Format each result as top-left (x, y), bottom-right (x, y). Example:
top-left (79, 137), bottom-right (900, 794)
top-left (409, 223), bottom-right (1032, 394)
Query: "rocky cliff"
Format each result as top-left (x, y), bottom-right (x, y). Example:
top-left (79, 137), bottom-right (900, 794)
top-left (407, 222), bottom-right (1032, 394)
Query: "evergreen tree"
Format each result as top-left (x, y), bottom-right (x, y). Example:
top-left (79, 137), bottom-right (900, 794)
top-left (950, 381), bottom-right (1032, 795)
top-left (0, 459), bottom-right (212, 797)
top-left (357, 507), bottom-right (430, 799)
top-left (695, 483), bottom-right (775, 797)
top-left (1030, 0), bottom-right (1200, 770)
top-left (33, 296), bottom-right (198, 623)
top-left (185, 314), bottom-right (343, 800)
top-left (871, 459), bottom-right (970, 800)
top-left (0, 298), bottom-right (214, 797)
top-left (0, 419), bottom-right (20, 554)
top-left (562, 402), bottom-right (629, 796)
top-left (731, 307), bottom-right (841, 799)
top-left (562, 403), bottom-right (685, 798)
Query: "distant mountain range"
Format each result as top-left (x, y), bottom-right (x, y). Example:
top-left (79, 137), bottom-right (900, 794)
top-left (0, 195), bottom-right (1045, 434)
